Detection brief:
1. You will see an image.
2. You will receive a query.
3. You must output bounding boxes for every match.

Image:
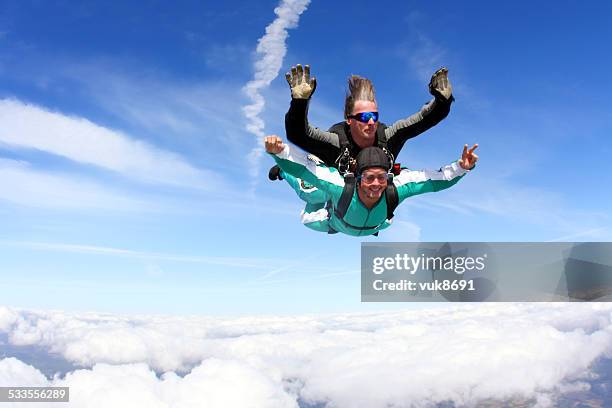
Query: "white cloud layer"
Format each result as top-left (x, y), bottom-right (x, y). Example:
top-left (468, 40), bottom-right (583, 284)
top-left (2, 304), bottom-right (612, 407)
top-left (0, 358), bottom-right (297, 408)
top-left (0, 99), bottom-right (214, 189)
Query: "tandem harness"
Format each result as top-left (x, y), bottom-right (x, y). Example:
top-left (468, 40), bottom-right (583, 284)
top-left (326, 122), bottom-right (399, 236)
top-left (329, 122), bottom-right (395, 175)
top-left (327, 172), bottom-right (399, 236)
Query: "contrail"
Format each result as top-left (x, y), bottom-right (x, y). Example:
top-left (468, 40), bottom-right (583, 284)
top-left (242, 0), bottom-right (310, 187)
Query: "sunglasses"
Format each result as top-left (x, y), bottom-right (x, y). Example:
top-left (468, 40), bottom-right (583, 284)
top-left (348, 111), bottom-right (379, 123)
top-left (361, 173), bottom-right (388, 184)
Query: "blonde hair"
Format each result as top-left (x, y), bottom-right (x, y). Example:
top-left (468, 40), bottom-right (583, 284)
top-left (344, 75), bottom-right (376, 119)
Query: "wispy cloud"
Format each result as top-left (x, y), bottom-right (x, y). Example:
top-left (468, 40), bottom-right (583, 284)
top-left (546, 227), bottom-right (610, 242)
top-left (257, 252), bottom-right (331, 280)
top-left (393, 12), bottom-right (449, 83)
top-left (0, 240), bottom-right (289, 270)
top-left (385, 151), bottom-right (610, 240)
top-left (460, 180), bottom-right (608, 236)
top-left (0, 98), bottom-right (216, 189)
top-left (408, 33), bottom-right (447, 82)
top-left (404, 175), bottom-right (610, 240)
top-left (242, 0), bottom-right (310, 186)
top-left (0, 159), bottom-right (149, 211)
top-left (65, 67), bottom-right (249, 150)
top-left (377, 219), bottom-right (422, 241)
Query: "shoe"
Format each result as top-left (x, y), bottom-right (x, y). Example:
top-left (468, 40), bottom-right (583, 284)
top-left (268, 165), bottom-right (283, 181)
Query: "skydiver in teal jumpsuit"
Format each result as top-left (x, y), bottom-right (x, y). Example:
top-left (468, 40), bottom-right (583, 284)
top-left (265, 135), bottom-right (478, 237)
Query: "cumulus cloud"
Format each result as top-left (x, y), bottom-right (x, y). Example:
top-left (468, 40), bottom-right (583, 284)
top-left (0, 358), bottom-right (48, 387)
top-left (0, 358), bottom-right (296, 408)
top-left (2, 304), bottom-right (612, 406)
top-left (0, 306), bottom-right (18, 331)
top-left (0, 98), bottom-right (216, 189)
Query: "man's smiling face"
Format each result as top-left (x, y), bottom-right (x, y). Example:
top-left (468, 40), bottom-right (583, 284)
top-left (359, 167), bottom-right (388, 201)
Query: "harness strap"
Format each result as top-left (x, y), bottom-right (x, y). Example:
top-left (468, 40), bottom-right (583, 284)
top-left (325, 200), bottom-right (338, 234)
top-left (335, 173), bottom-right (355, 220)
top-left (330, 122), bottom-right (394, 175)
top-left (385, 174), bottom-right (399, 220)
top-left (375, 125), bottom-right (387, 150)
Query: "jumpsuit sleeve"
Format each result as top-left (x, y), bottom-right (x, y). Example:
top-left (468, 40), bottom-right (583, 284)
top-left (384, 97), bottom-right (453, 158)
top-left (270, 144), bottom-right (345, 196)
top-left (285, 98), bottom-right (342, 165)
top-left (394, 160), bottom-right (469, 202)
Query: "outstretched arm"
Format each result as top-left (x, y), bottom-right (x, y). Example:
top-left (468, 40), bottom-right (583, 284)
top-left (264, 135), bottom-right (344, 195)
top-left (384, 68), bottom-right (455, 158)
top-left (284, 64), bottom-right (342, 164)
top-left (394, 144), bottom-right (478, 201)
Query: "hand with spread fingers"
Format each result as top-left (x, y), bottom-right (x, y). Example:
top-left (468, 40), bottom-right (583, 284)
top-left (264, 135), bottom-right (285, 154)
top-left (429, 67), bottom-right (453, 101)
top-left (285, 64), bottom-right (317, 99)
top-left (459, 144), bottom-right (479, 170)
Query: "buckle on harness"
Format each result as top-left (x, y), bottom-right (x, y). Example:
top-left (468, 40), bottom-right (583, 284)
top-left (382, 148), bottom-right (395, 168)
top-left (335, 147), bottom-right (351, 175)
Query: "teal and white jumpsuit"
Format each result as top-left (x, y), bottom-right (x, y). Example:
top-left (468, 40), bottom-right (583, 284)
top-left (271, 145), bottom-right (470, 236)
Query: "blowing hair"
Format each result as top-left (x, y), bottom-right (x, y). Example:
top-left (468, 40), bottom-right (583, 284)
top-left (344, 75), bottom-right (377, 119)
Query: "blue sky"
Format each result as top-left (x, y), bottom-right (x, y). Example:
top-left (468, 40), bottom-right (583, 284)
top-left (0, 0), bottom-right (611, 315)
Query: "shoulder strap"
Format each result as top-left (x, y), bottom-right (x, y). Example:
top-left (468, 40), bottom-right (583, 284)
top-left (334, 173), bottom-right (356, 221)
top-left (385, 174), bottom-right (399, 220)
top-left (330, 122), bottom-right (394, 174)
top-left (375, 123), bottom-right (388, 150)
top-left (329, 123), bottom-right (352, 174)
top-left (374, 123), bottom-right (397, 167)
top-left (328, 122), bottom-right (350, 150)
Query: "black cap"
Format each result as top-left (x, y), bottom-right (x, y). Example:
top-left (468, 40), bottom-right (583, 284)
top-left (355, 147), bottom-right (390, 175)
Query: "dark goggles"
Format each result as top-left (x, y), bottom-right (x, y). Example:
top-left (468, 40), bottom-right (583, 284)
top-left (348, 111), bottom-right (379, 123)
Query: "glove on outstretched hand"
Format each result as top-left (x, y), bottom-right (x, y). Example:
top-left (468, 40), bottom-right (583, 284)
top-left (285, 64), bottom-right (317, 99)
top-left (429, 67), bottom-right (453, 101)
